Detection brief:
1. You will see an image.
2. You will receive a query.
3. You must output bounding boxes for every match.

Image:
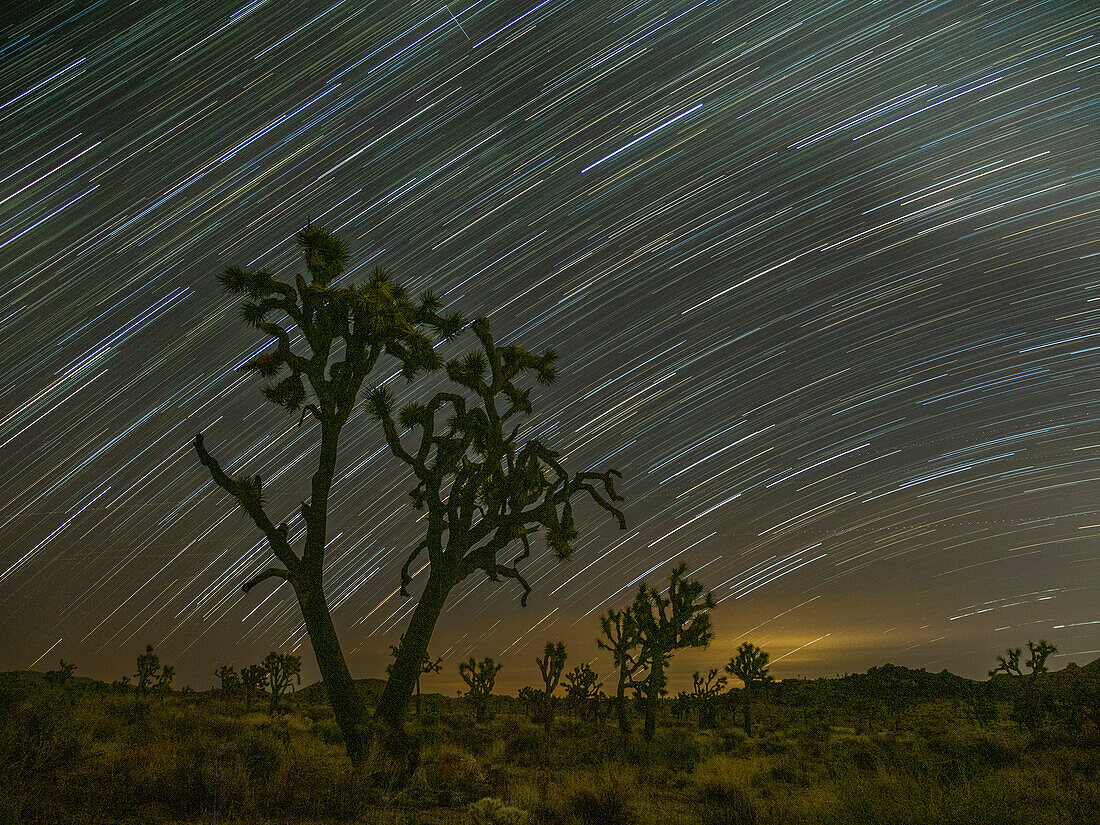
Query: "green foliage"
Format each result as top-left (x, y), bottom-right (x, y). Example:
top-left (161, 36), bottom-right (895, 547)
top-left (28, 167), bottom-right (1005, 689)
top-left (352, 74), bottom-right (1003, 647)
top-left (568, 769), bottom-right (643, 825)
top-left (469, 796), bottom-right (530, 825)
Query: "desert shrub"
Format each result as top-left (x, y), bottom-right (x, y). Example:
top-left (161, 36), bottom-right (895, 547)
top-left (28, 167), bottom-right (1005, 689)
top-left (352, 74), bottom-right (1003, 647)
top-left (235, 726), bottom-right (283, 781)
top-left (504, 725), bottom-right (544, 765)
top-left (470, 796), bottom-right (530, 824)
top-left (647, 728), bottom-right (705, 771)
top-left (719, 727), bottom-right (749, 755)
top-left (271, 739), bottom-right (368, 819)
top-left (694, 755), bottom-right (757, 825)
top-left (759, 750), bottom-right (812, 787)
top-left (312, 717), bottom-right (345, 744)
top-left (421, 743), bottom-right (487, 805)
top-left (568, 769), bottom-right (643, 825)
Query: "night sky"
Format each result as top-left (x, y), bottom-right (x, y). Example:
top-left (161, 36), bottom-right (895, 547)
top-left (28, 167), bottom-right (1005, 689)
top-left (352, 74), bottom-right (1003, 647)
top-left (2, 0), bottom-right (1098, 694)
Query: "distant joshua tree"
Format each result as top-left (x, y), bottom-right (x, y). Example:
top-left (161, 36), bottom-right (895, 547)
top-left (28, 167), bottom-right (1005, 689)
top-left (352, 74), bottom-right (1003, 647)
top-left (263, 652), bottom-right (302, 716)
top-left (597, 606), bottom-right (647, 735)
top-left (726, 642), bottom-right (771, 736)
top-left (691, 668), bottom-right (728, 727)
top-left (459, 656), bottom-right (502, 723)
top-left (134, 645), bottom-right (161, 697)
top-left (44, 659), bottom-right (77, 689)
top-left (1025, 640), bottom-right (1057, 676)
top-left (630, 564), bottom-right (715, 740)
top-left (990, 647), bottom-right (1023, 677)
top-left (195, 224), bottom-right (626, 779)
top-left (241, 664), bottom-right (267, 709)
top-left (156, 665), bottom-right (175, 694)
top-left (216, 665), bottom-right (240, 701)
top-left (386, 634), bottom-right (443, 717)
top-left (990, 640), bottom-right (1058, 678)
top-left (563, 663), bottom-right (604, 721)
top-left (536, 641), bottom-right (568, 734)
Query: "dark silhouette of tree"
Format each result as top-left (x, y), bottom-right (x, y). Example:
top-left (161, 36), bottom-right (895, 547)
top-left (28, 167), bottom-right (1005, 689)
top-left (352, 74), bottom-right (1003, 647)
top-left (386, 634), bottom-right (443, 718)
top-left (241, 663), bottom-right (267, 709)
top-left (990, 647), bottom-right (1023, 677)
top-left (726, 642), bottom-right (771, 736)
top-left (630, 564), bottom-right (715, 740)
top-left (262, 651), bottom-right (301, 715)
top-left (459, 656), bottom-right (501, 723)
top-left (193, 224), bottom-right (463, 767)
top-left (215, 665), bottom-right (240, 701)
top-left (134, 645), bottom-right (160, 697)
top-left (44, 659), bottom-right (77, 689)
top-left (536, 641), bottom-right (567, 734)
top-left (596, 606), bottom-right (647, 735)
top-left (1026, 640), bottom-right (1057, 676)
top-left (563, 663), bottom-right (603, 721)
top-left (691, 667), bottom-right (728, 727)
top-left (367, 314), bottom-right (626, 775)
top-left (156, 665), bottom-right (174, 694)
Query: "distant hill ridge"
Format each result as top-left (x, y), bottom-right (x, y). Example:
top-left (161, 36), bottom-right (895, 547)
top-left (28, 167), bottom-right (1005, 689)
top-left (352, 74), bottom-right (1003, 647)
top-left (3, 657), bottom-right (1096, 694)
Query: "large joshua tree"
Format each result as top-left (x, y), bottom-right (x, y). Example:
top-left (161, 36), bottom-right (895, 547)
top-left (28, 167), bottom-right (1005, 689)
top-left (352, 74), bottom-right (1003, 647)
top-left (193, 224), bottom-right (463, 767)
top-left (367, 315), bottom-right (626, 774)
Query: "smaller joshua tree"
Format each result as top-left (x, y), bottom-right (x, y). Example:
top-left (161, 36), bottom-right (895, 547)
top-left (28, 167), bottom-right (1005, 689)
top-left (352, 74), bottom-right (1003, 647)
top-left (990, 647), bottom-right (1023, 677)
top-left (1025, 640), bottom-right (1057, 676)
top-left (387, 634), bottom-right (443, 718)
top-left (242, 663), bottom-right (268, 709)
top-left (459, 656), bottom-right (502, 723)
top-left (44, 659), bottom-right (77, 689)
top-left (263, 652), bottom-right (302, 716)
top-left (216, 665), bottom-right (240, 701)
top-left (135, 645), bottom-right (161, 697)
top-left (691, 668), bottom-right (728, 728)
top-left (631, 565), bottom-right (716, 740)
top-left (563, 662), bottom-right (603, 721)
top-left (726, 642), bottom-right (771, 736)
top-left (597, 607), bottom-right (647, 735)
top-left (536, 641), bottom-right (568, 734)
top-left (156, 665), bottom-right (175, 694)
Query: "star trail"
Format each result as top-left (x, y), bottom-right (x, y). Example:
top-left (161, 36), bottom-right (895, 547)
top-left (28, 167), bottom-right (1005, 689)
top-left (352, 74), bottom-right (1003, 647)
top-left (1, 0), bottom-right (1097, 692)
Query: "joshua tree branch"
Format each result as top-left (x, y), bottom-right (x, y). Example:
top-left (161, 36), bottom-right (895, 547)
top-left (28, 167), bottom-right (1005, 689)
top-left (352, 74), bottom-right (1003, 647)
top-left (193, 433), bottom-right (299, 571)
top-left (242, 566), bottom-right (292, 593)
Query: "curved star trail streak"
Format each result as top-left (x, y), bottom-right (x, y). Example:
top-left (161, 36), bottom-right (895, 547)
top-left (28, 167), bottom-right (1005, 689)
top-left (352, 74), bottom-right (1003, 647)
top-left (1, 0), bottom-right (1097, 690)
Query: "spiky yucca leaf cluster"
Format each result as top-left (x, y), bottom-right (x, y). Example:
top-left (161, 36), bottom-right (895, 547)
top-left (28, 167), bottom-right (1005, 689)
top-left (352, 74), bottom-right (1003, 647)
top-left (220, 224), bottom-right (463, 423)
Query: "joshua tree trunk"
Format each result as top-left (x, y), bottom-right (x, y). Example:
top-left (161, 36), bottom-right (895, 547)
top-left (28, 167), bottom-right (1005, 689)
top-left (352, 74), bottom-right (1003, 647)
top-left (742, 687), bottom-right (752, 736)
top-left (615, 673), bottom-right (631, 735)
top-left (297, 579), bottom-right (369, 765)
top-left (543, 690), bottom-right (554, 734)
top-left (416, 675), bottom-right (422, 718)
top-left (643, 658), bottom-right (665, 741)
top-left (374, 569), bottom-right (452, 776)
